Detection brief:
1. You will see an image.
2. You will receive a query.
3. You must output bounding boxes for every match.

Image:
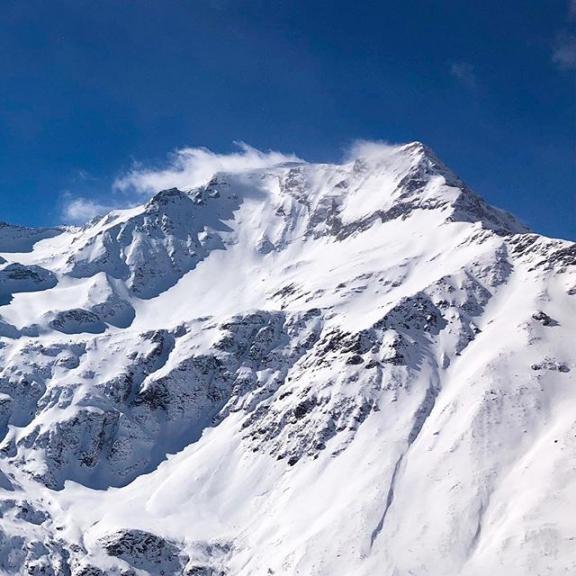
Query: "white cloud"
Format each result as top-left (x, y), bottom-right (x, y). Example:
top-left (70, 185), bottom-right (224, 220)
top-left (62, 195), bottom-right (113, 225)
top-left (114, 142), bottom-right (301, 196)
top-left (450, 62), bottom-right (477, 90)
top-left (57, 143), bottom-right (302, 225)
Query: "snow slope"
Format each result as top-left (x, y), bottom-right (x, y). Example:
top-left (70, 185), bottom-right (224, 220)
top-left (0, 142), bottom-right (573, 575)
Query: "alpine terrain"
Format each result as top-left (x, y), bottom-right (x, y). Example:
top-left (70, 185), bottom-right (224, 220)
top-left (0, 142), bottom-right (574, 576)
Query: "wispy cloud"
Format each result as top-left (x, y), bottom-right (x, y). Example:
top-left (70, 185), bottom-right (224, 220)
top-left (61, 194), bottom-right (114, 225)
top-left (450, 62), bottom-right (477, 90)
top-left (552, 0), bottom-right (576, 70)
top-left (553, 33), bottom-right (576, 70)
top-left (71, 168), bottom-right (97, 183)
top-left (59, 143), bottom-right (301, 225)
top-left (114, 142), bottom-right (301, 196)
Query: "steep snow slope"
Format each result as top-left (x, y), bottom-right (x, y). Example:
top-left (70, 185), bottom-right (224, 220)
top-left (0, 142), bottom-right (573, 576)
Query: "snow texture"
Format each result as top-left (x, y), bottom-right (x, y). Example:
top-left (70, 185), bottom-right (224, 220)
top-left (0, 142), bottom-right (573, 575)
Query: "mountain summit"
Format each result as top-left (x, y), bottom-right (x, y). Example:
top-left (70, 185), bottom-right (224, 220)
top-left (0, 143), bottom-right (573, 576)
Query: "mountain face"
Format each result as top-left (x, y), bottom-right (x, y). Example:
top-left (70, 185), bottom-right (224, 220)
top-left (0, 142), bottom-right (573, 576)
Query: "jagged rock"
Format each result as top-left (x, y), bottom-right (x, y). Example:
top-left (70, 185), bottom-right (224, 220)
top-left (64, 186), bottom-right (240, 298)
top-left (99, 529), bottom-right (184, 573)
top-left (531, 359), bottom-right (570, 372)
top-left (0, 263), bottom-right (57, 305)
top-left (185, 568), bottom-right (224, 576)
top-left (48, 309), bottom-right (106, 334)
top-left (531, 311), bottom-right (558, 326)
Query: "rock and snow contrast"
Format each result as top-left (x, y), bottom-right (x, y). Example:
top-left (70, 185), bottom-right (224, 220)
top-left (0, 142), bottom-right (574, 575)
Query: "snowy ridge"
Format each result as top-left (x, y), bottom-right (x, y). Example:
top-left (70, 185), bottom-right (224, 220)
top-left (0, 142), bottom-right (573, 575)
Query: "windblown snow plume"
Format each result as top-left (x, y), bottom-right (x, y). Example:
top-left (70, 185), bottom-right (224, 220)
top-left (0, 141), bottom-right (574, 576)
top-left (62, 143), bottom-right (300, 225)
top-left (115, 142), bottom-right (301, 195)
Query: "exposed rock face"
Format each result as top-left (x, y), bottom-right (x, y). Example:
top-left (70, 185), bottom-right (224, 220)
top-left (48, 308), bottom-right (106, 334)
top-left (99, 529), bottom-right (184, 573)
top-left (64, 186), bottom-right (240, 299)
top-left (0, 142), bottom-right (573, 575)
top-left (0, 262), bottom-right (57, 305)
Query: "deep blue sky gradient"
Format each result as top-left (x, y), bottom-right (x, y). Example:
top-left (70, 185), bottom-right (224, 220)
top-left (0, 0), bottom-right (574, 238)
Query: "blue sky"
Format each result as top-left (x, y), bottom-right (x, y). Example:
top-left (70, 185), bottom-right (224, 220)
top-left (0, 0), bottom-right (574, 239)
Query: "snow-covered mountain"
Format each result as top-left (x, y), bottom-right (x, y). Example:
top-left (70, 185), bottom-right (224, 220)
top-left (0, 142), bottom-right (574, 576)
